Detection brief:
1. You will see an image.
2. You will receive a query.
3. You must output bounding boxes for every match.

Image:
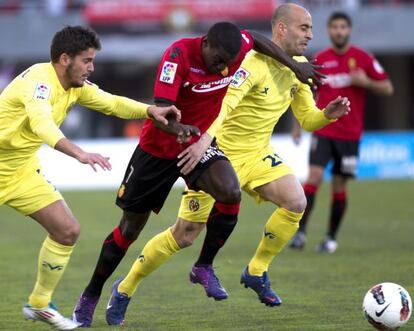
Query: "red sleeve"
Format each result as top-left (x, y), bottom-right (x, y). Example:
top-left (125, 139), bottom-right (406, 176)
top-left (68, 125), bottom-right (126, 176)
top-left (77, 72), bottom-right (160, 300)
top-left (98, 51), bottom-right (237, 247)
top-left (239, 30), bottom-right (254, 57)
top-left (153, 44), bottom-right (186, 104)
top-left (364, 53), bottom-right (388, 81)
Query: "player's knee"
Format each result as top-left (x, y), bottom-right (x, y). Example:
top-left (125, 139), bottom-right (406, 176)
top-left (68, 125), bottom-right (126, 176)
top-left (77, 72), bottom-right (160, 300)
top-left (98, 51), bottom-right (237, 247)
top-left (172, 220), bottom-right (204, 248)
top-left (216, 185), bottom-right (241, 205)
top-left (58, 221), bottom-right (80, 245)
top-left (120, 212), bottom-right (149, 240)
top-left (283, 193), bottom-right (307, 214)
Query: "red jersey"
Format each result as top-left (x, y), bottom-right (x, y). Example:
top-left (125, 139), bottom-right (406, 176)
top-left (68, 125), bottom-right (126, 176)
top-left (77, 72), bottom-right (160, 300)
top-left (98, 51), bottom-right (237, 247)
top-left (139, 30), bottom-right (254, 159)
top-left (314, 45), bottom-right (388, 141)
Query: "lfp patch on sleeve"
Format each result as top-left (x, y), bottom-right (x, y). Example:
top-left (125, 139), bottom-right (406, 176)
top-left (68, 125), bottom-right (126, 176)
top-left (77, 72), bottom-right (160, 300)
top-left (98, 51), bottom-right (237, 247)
top-left (230, 68), bottom-right (250, 88)
top-left (33, 83), bottom-right (51, 100)
top-left (159, 61), bottom-right (178, 84)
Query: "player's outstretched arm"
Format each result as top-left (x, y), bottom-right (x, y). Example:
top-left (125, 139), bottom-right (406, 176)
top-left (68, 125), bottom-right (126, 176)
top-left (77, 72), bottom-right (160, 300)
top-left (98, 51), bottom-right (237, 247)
top-left (324, 96), bottom-right (351, 120)
top-left (55, 138), bottom-right (111, 172)
top-left (147, 104), bottom-right (182, 126)
top-left (249, 30), bottom-right (325, 86)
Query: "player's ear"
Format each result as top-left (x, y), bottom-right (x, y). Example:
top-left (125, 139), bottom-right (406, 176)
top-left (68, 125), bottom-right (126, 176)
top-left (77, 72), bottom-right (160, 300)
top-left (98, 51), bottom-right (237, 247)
top-left (59, 53), bottom-right (71, 67)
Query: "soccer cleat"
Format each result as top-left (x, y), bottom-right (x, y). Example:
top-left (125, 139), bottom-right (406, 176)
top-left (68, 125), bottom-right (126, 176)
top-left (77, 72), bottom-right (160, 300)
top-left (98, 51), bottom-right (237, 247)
top-left (316, 237), bottom-right (338, 253)
top-left (105, 278), bottom-right (131, 326)
top-left (189, 264), bottom-right (228, 300)
top-left (289, 231), bottom-right (306, 250)
top-left (240, 267), bottom-right (282, 307)
top-left (23, 302), bottom-right (79, 330)
top-left (72, 292), bottom-right (100, 327)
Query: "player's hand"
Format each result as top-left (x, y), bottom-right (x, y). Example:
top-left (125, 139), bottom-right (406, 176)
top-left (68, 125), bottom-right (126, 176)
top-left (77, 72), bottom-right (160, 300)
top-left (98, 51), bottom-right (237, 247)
top-left (291, 126), bottom-right (302, 145)
top-left (349, 68), bottom-right (370, 88)
top-left (173, 123), bottom-right (201, 144)
top-left (77, 151), bottom-right (112, 172)
top-left (324, 96), bottom-right (351, 120)
top-left (177, 133), bottom-right (213, 175)
top-left (292, 61), bottom-right (326, 86)
top-left (147, 105), bottom-right (181, 125)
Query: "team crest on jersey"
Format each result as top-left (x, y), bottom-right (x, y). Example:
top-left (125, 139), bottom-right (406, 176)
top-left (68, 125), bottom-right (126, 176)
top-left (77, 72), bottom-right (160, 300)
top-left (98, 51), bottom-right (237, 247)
top-left (188, 198), bottom-right (200, 212)
top-left (230, 68), bottom-right (250, 88)
top-left (33, 83), bottom-right (51, 100)
top-left (290, 84), bottom-right (298, 97)
top-left (348, 57), bottom-right (357, 70)
top-left (160, 61), bottom-right (178, 84)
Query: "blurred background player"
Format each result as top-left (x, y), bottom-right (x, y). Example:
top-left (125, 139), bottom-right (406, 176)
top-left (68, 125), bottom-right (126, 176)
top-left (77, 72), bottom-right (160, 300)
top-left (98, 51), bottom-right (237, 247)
top-left (289, 11), bottom-right (393, 253)
top-left (0, 25), bottom-right (179, 330)
top-left (101, 3), bottom-right (349, 316)
top-left (74, 21), bottom-right (324, 327)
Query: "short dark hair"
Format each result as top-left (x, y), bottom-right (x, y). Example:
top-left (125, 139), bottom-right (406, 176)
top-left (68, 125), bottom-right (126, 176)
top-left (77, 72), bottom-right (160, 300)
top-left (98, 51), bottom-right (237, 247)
top-left (328, 12), bottom-right (352, 27)
top-left (206, 22), bottom-right (242, 58)
top-left (50, 25), bottom-right (101, 63)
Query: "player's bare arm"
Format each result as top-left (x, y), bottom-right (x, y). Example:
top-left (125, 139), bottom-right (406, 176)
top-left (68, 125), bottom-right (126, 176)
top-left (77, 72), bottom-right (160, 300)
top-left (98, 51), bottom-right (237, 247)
top-left (324, 96), bottom-right (351, 119)
top-left (54, 138), bottom-right (111, 172)
top-left (349, 69), bottom-right (394, 96)
top-left (249, 31), bottom-right (325, 86)
top-left (152, 101), bottom-right (200, 143)
top-left (146, 104), bottom-right (182, 126)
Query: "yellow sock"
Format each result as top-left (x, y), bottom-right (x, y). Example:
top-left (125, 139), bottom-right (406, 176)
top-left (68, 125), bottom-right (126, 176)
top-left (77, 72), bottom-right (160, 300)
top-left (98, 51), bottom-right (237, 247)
top-left (248, 208), bottom-right (303, 276)
top-left (28, 236), bottom-right (74, 308)
top-left (118, 228), bottom-right (180, 297)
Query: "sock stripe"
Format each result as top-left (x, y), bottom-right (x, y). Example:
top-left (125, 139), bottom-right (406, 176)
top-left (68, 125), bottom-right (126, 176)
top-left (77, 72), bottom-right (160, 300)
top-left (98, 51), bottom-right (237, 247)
top-left (113, 227), bottom-right (134, 250)
top-left (214, 202), bottom-right (240, 215)
top-left (333, 191), bottom-right (346, 201)
top-left (304, 183), bottom-right (318, 195)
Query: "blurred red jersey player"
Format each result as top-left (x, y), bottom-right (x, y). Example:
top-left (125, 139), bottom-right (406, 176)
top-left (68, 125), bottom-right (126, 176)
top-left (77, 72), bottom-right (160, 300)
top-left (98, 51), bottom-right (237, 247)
top-left (290, 12), bottom-right (393, 253)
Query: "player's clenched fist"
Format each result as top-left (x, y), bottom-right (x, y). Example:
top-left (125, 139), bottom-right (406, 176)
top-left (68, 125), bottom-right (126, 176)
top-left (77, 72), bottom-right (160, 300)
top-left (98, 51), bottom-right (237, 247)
top-left (324, 96), bottom-right (351, 120)
top-left (147, 105), bottom-right (181, 125)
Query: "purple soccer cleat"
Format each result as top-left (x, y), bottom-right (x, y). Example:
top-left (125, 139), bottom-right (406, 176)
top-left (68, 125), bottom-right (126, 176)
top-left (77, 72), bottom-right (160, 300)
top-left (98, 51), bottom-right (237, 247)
top-left (72, 292), bottom-right (100, 327)
top-left (189, 264), bottom-right (228, 300)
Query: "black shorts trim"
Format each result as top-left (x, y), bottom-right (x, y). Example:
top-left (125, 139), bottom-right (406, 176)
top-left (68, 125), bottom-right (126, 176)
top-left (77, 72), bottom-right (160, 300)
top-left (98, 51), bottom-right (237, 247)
top-left (309, 134), bottom-right (360, 178)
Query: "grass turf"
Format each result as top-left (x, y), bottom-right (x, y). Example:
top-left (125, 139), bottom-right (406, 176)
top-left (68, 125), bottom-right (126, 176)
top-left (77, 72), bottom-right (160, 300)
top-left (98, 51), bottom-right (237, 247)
top-left (0, 180), bottom-right (413, 331)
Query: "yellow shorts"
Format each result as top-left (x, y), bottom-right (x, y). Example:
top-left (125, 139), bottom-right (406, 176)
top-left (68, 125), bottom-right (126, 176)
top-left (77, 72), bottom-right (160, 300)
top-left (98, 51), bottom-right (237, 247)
top-left (0, 167), bottom-right (62, 216)
top-left (178, 146), bottom-right (293, 223)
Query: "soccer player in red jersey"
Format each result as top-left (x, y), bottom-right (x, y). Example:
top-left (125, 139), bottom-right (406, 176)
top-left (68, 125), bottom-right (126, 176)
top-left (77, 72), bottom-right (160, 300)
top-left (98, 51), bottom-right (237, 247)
top-left (73, 22), bottom-right (323, 327)
top-left (290, 12), bottom-right (393, 253)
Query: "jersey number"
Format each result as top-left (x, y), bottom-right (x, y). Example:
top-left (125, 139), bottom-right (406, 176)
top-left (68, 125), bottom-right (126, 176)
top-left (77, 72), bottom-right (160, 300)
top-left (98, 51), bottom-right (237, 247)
top-left (262, 154), bottom-right (282, 167)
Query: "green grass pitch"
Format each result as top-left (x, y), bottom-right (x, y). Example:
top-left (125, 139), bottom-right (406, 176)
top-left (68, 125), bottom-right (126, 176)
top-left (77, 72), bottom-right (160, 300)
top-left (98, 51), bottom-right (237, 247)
top-left (0, 180), bottom-right (413, 330)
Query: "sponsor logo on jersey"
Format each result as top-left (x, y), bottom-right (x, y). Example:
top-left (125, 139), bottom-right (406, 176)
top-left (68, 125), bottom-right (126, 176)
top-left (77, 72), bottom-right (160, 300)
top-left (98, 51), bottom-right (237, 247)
top-left (322, 60), bottom-right (338, 69)
top-left (33, 83), bottom-right (51, 100)
top-left (159, 61), bottom-right (178, 84)
top-left (199, 146), bottom-right (226, 163)
top-left (191, 76), bottom-right (233, 93)
top-left (188, 198), bottom-right (200, 212)
top-left (323, 73), bottom-right (351, 88)
top-left (230, 68), bottom-right (250, 88)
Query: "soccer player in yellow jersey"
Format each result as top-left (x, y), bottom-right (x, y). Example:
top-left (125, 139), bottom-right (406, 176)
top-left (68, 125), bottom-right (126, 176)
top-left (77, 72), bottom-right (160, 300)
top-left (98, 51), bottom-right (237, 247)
top-left (103, 3), bottom-right (349, 320)
top-left (0, 26), bottom-right (179, 330)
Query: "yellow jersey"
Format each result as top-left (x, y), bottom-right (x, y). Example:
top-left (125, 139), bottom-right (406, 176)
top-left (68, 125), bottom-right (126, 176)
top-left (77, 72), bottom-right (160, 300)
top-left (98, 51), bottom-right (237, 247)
top-left (0, 62), bottom-right (149, 182)
top-left (207, 51), bottom-right (334, 163)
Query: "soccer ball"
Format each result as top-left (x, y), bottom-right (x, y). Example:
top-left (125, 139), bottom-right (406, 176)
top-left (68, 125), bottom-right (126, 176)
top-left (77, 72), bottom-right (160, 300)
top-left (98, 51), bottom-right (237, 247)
top-left (363, 282), bottom-right (412, 330)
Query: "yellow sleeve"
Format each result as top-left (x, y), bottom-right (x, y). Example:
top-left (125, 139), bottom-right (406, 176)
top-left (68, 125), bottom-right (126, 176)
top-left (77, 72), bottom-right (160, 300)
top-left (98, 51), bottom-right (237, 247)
top-left (291, 82), bottom-right (336, 132)
top-left (207, 53), bottom-right (261, 137)
top-left (78, 82), bottom-right (150, 119)
top-left (21, 80), bottom-right (65, 148)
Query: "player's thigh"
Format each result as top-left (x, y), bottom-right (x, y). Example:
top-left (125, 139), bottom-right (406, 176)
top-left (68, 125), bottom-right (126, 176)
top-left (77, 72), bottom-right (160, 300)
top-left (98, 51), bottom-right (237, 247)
top-left (255, 174), bottom-right (306, 213)
top-left (6, 168), bottom-right (63, 216)
top-left (331, 139), bottom-right (360, 178)
top-left (30, 199), bottom-right (80, 245)
top-left (116, 145), bottom-right (180, 214)
top-left (178, 189), bottom-right (215, 224)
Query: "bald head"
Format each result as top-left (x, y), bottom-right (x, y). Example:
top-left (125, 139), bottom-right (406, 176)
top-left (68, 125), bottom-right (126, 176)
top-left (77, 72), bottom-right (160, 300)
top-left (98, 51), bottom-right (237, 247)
top-left (271, 3), bottom-right (310, 29)
top-left (270, 3), bottom-right (313, 57)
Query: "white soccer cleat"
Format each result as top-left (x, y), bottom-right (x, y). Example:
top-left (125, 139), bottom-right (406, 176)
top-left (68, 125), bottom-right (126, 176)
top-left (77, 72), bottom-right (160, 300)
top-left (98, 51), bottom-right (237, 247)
top-left (23, 303), bottom-right (79, 330)
top-left (316, 237), bottom-right (338, 253)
